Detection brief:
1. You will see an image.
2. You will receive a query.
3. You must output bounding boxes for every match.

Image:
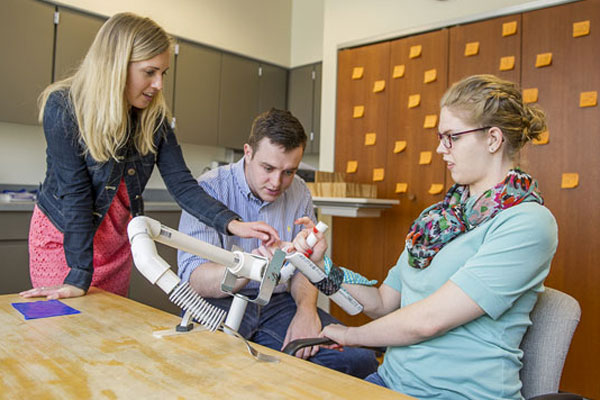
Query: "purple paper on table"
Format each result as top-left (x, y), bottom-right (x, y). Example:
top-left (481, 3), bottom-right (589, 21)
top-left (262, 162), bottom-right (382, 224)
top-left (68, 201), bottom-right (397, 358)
top-left (11, 300), bottom-right (81, 320)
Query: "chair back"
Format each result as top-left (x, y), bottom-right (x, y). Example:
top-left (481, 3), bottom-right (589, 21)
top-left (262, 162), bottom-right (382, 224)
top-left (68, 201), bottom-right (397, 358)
top-left (520, 287), bottom-right (581, 399)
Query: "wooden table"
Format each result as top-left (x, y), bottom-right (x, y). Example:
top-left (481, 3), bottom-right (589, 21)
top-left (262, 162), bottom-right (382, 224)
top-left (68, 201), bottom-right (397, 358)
top-left (0, 289), bottom-right (411, 399)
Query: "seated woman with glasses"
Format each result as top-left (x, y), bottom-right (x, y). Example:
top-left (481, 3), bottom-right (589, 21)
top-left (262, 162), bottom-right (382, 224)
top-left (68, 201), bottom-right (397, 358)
top-left (293, 74), bottom-right (558, 399)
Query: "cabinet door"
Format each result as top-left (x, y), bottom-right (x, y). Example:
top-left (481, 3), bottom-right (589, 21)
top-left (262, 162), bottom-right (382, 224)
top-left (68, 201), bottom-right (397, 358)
top-left (448, 14), bottom-right (522, 85)
top-left (218, 54), bottom-right (259, 149)
top-left (0, 211), bottom-right (34, 295)
top-left (259, 63), bottom-right (287, 114)
top-left (288, 65), bottom-right (314, 150)
top-left (332, 42), bottom-right (391, 327)
top-left (311, 63), bottom-right (322, 155)
top-left (173, 41), bottom-right (221, 146)
top-left (54, 8), bottom-right (105, 82)
top-left (522, 2), bottom-right (600, 396)
top-left (0, 0), bottom-right (54, 125)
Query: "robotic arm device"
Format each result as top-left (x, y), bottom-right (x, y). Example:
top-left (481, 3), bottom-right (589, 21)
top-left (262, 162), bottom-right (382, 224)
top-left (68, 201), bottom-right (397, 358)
top-left (127, 216), bottom-right (362, 334)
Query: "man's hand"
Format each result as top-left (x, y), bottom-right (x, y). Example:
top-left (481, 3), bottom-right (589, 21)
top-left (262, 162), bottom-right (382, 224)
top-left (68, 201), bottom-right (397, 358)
top-left (20, 284), bottom-right (86, 300)
top-left (282, 306), bottom-right (322, 359)
top-left (227, 219), bottom-right (280, 246)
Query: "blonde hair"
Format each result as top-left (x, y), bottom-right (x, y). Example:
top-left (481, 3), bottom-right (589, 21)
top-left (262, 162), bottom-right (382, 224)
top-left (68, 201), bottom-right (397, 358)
top-left (441, 74), bottom-right (547, 159)
top-left (38, 12), bottom-right (173, 162)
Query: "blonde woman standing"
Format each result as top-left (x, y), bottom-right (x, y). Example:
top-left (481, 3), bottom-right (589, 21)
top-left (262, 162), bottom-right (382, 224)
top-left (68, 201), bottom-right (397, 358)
top-left (20, 13), bottom-right (278, 300)
top-left (296, 75), bottom-right (558, 399)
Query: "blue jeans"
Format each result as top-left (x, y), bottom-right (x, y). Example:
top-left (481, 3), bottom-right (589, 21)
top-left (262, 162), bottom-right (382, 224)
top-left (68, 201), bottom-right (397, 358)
top-left (206, 292), bottom-right (379, 378)
top-left (365, 372), bottom-right (388, 388)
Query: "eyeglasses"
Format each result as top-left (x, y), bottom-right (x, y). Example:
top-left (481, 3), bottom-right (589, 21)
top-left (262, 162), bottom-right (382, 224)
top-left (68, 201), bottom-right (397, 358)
top-left (437, 126), bottom-right (491, 149)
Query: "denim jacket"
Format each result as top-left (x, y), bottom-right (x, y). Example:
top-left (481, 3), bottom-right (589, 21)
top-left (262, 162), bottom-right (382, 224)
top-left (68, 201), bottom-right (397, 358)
top-left (37, 90), bottom-right (239, 291)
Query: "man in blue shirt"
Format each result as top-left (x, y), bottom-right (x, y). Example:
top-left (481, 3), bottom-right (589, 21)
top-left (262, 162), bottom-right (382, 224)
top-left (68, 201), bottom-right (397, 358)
top-left (177, 109), bottom-right (377, 378)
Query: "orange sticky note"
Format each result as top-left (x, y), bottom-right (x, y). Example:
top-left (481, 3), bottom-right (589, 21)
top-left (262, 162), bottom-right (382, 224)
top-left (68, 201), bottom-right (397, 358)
top-left (464, 42), bottom-right (480, 57)
top-left (373, 80), bottom-right (386, 93)
top-left (346, 160), bottom-right (358, 174)
top-left (502, 21), bottom-right (518, 37)
top-left (532, 130), bottom-right (550, 145)
top-left (353, 105), bottom-right (365, 118)
top-left (428, 183), bottom-right (444, 195)
top-left (352, 67), bottom-right (364, 80)
top-left (395, 183), bottom-right (408, 193)
top-left (392, 64), bottom-right (405, 79)
top-left (561, 173), bottom-right (579, 189)
top-left (419, 151), bottom-right (432, 165)
top-left (424, 69), bottom-right (437, 84)
top-left (579, 91), bottom-right (598, 107)
top-left (535, 52), bottom-right (552, 68)
top-left (373, 168), bottom-right (385, 182)
top-left (408, 94), bottom-right (421, 109)
top-left (523, 88), bottom-right (539, 104)
top-left (409, 45), bottom-right (422, 59)
top-left (499, 56), bottom-right (515, 71)
top-left (573, 20), bottom-right (590, 38)
top-left (393, 140), bottom-right (407, 153)
top-left (364, 132), bottom-right (377, 146)
top-left (423, 114), bottom-right (438, 129)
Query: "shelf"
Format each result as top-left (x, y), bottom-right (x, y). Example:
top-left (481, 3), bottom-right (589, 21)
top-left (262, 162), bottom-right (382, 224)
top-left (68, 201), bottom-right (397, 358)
top-left (312, 197), bottom-right (399, 218)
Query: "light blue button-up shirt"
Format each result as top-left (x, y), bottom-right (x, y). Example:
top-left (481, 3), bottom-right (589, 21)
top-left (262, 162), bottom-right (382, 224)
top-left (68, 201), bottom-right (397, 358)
top-left (177, 157), bottom-right (316, 293)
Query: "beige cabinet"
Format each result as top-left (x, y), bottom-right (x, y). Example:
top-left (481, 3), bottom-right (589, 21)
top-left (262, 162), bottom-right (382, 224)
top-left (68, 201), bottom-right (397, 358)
top-left (288, 63), bottom-right (322, 154)
top-left (54, 8), bottom-right (105, 82)
top-left (218, 54), bottom-right (288, 150)
top-left (172, 41), bottom-right (222, 146)
top-left (0, 0), bottom-right (54, 125)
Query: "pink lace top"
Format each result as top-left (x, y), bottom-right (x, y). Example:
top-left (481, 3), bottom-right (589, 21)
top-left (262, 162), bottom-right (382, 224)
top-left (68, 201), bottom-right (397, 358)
top-left (29, 179), bottom-right (133, 296)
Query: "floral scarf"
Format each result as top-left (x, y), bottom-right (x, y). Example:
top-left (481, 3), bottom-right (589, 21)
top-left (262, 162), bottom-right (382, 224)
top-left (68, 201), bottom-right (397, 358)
top-left (406, 168), bottom-right (544, 269)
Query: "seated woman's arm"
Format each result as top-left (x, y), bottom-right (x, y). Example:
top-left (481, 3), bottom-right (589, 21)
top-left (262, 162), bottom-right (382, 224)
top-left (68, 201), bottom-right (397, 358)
top-left (323, 281), bottom-right (483, 347)
top-left (342, 283), bottom-right (401, 319)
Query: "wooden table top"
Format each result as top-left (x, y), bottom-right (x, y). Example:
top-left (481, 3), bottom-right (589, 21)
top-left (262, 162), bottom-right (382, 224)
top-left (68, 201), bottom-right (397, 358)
top-left (0, 289), bottom-right (410, 399)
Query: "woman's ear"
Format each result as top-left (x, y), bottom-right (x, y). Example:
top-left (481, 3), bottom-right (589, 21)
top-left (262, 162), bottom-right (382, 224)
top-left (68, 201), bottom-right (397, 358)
top-left (487, 127), bottom-right (504, 153)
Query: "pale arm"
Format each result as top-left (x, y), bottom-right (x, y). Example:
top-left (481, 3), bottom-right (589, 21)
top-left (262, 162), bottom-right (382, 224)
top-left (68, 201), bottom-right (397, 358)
top-left (189, 262), bottom-right (249, 298)
top-left (321, 280), bottom-right (484, 347)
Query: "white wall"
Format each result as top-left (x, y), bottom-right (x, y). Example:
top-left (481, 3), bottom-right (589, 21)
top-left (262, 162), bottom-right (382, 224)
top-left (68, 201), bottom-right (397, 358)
top-left (318, 0), bottom-right (573, 171)
top-left (290, 0), bottom-right (324, 67)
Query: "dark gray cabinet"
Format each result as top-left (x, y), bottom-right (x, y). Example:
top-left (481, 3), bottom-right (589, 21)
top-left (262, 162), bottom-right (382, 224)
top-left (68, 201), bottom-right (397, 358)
top-left (287, 63), bottom-right (322, 154)
top-left (172, 41), bottom-right (222, 146)
top-left (259, 63), bottom-right (288, 114)
top-left (54, 8), bottom-right (105, 82)
top-left (0, 211), bottom-right (33, 294)
top-left (0, 0), bottom-right (54, 125)
top-left (219, 54), bottom-right (288, 150)
top-left (218, 54), bottom-right (260, 149)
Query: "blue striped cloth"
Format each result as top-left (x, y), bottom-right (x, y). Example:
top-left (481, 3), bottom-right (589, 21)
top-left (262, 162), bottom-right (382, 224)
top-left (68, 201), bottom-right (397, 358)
top-left (177, 157), bottom-right (316, 294)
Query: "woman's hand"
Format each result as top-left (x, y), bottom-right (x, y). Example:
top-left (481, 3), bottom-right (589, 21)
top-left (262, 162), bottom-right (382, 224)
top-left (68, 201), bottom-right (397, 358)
top-left (320, 323), bottom-right (352, 349)
top-left (19, 284), bottom-right (86, 300)
top-left (227, 219), bottom-right (280, 246)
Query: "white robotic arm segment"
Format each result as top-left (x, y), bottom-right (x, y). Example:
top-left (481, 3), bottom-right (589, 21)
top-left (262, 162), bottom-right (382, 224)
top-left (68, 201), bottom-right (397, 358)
top-left (127, 216), bottom-right (180, 294)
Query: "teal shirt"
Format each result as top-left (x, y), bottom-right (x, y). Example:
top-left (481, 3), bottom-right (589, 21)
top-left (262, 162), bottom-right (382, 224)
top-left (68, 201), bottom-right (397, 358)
top-left (379, 202), bottom-right (558, 399)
